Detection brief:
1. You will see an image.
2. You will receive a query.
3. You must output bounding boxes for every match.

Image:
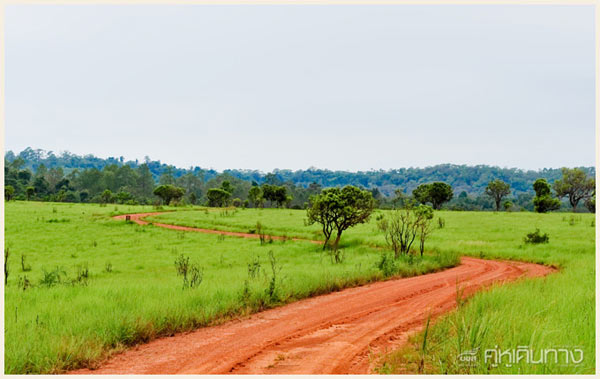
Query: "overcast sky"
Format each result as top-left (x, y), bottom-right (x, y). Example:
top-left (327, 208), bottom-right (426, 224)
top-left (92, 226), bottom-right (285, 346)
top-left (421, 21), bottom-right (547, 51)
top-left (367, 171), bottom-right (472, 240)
top-left (5, 5), bottom-right (595, 172)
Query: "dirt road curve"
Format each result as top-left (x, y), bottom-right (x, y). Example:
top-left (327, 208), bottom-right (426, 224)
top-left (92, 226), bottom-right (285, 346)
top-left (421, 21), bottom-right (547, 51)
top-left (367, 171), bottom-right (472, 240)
top-left (73, 213), bottom-right (554, 374)
top-left (114, 212), bottom-right (320, 244)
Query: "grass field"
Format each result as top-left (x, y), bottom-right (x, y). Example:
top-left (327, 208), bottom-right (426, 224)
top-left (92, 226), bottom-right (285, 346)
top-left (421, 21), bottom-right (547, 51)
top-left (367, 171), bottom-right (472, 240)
top-left (4, 202), bottom-right (457, 374)
top-left (3, 202), bottom-right (595, 374)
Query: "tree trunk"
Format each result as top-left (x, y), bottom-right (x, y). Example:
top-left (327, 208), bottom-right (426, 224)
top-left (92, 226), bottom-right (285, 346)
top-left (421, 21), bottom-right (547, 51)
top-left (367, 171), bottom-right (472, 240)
top-left (496, 199), bottom-right (501, 211)
top-left (333, 231), bottom-right (343, 251)
top-left (322, 236), bottom-right (330, 250)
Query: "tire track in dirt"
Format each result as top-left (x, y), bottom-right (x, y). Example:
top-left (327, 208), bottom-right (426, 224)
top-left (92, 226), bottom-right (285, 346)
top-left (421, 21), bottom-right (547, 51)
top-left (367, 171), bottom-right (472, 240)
top-left (72, 212), bottom-right (555, 374)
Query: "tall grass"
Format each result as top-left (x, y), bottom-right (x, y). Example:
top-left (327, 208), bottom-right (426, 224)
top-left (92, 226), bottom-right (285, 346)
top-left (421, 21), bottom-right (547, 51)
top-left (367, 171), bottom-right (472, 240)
top-left (4, 202), bottom-right (453, 374)
top-left (374, 212), bottom-right (594, 374)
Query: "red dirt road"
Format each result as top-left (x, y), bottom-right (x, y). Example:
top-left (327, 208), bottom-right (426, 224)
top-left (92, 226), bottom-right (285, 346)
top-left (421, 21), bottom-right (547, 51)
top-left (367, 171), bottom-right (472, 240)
top-left (114, 212), bottom-right (320, 244)
top-left (75, 213), bottom-right (554, 374)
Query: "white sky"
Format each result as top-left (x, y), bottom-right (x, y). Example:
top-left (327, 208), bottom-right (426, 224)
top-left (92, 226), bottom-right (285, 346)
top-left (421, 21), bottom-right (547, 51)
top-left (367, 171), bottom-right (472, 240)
top-left (5, 5), bottom-right (595, 171)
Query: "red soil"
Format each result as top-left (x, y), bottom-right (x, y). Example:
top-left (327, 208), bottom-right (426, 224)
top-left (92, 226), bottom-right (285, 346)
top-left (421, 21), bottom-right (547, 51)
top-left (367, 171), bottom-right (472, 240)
top-left (72, 212), bottom-right (554, 374)
top-left (114, 212), bottom-right (320, 244)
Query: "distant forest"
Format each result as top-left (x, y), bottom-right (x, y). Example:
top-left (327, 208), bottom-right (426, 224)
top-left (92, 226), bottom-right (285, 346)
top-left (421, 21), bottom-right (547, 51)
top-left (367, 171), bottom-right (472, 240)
top-left (4, 147), bottom-right (596, 211)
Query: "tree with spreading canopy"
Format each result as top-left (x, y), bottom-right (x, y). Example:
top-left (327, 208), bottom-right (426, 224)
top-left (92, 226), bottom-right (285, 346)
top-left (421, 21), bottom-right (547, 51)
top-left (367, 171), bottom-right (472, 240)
top-left (261, 184), bottom-right (290, 208)
top-left (485, 179), bottom-right (511, 211)
top-left (412, 182), bottom-right (453, 210)
top-left (553, 168), bottom-right (595, 212)
top-left (306, 185), bottom-right (375, 250)
top-left (153, 185), bottom-right (185, 205)
top-left (206, 188), bottom-right (231, 207)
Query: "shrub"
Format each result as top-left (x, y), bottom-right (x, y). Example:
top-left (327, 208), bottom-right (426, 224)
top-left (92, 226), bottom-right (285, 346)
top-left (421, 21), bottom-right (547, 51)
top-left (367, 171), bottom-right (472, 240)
top-left (377, 252), bottom-right (398, 277)
top-left (174, 254), bottom-right (203, 289)
top-left (265, 251), bottom-right (280, 302)
top-left (329, 248), bottom-right (345, 264)
top-left (437, 217), bottom-right (445, 229)
top-left (523, 229), bottom-right (549, 244)
top-left (73, 263), bottom-right (90, 286)
top-left (247, 256), bottom-right (261, 279)
top-left (377, 204), bottom-right (433, 258)
top-left (40, 267), bottom-right (67, 288)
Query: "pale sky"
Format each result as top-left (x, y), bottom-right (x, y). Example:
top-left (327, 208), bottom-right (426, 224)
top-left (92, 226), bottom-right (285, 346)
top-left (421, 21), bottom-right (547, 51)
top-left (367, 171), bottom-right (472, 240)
top-left (5, 5), bottom-right (595, 171)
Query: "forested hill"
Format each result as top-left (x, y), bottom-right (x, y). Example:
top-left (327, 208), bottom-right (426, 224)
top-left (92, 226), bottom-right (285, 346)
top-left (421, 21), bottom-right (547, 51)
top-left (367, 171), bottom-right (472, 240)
top-left (5, 147), bottom-right (595, 196)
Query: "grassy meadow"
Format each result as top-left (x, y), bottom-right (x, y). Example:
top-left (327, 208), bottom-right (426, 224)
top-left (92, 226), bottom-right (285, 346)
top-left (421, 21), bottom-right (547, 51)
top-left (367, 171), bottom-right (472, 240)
top-left (3, 202), bottom-right (595, 374)
top-left (4, 202), bottom-right (455, 374)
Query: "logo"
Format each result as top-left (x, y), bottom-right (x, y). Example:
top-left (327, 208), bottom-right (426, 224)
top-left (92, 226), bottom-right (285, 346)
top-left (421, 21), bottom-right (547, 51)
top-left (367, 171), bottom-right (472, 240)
top-left (457, 348), bottom-right (480, 366)
top-left (456, 345), bottom-right (584, 368)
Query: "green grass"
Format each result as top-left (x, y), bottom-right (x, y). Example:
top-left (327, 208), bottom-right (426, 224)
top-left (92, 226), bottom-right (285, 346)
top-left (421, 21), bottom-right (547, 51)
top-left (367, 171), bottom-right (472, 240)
top-left (4, 202), bottom-right (457, 374)
top-left (146, 207), bottom-right (597, 374)
top-left (373, 212), bottom-right (595, 374)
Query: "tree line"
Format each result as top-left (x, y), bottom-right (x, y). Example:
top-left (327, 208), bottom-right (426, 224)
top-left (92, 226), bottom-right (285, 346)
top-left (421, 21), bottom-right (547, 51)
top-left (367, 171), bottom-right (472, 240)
top-left (4, 148), bottom-right (595, 212)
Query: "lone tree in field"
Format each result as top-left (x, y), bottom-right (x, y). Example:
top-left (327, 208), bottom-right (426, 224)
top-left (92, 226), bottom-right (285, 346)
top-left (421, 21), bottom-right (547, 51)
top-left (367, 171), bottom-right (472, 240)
top-left (532, 178), bottom-right (561, 213)
top-left (307, 185), bottom-right (375, 250)
top-left (485, 179), bottom-right (511, 211)
top-left (153, 185), bottom-right (185, 205)
top-left (412, 182), bottom-right (453, 210)
top-left (553, 168), bottom-right (595, 212)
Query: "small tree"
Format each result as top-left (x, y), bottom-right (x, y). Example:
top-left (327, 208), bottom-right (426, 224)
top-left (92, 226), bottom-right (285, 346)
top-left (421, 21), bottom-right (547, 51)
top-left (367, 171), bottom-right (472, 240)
top-left (307, 186), bottom-right (375, 250)
top-left (412, 184), bottom-right (430, 206)
top-left (415, 205), bottom-right (434, 256)
top-left (412, 182), bottom-right (453, 210)
top-left (553, 168), bottom-right (595, 212)
top-left (485, 179), bottom-right (511, 211)
top-left (274, 186), bottom-right (289, 208)
top-left (206, 188), bottom-right (231, 207)
top-left (116, 191), bottom-right (132, 204)
top-left (532, 178), bottom-right (560, 213)
top-left (248, 186), bottom-right (262, 208)
top-left (4, 185), bottom-right (14, 201)
top-left (153, 185), bottom-right (185, 205)
top-left (101, 189), bottom-right (114, 204)
top-left (25, 186), bottom-right (35, 201)
top-left (377, 203), bottom-right (432, 258)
